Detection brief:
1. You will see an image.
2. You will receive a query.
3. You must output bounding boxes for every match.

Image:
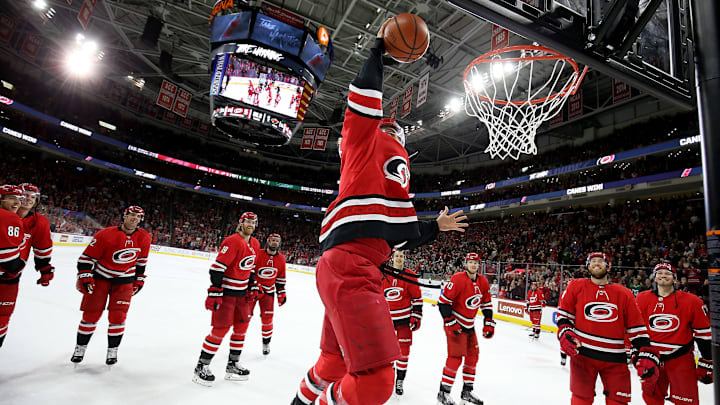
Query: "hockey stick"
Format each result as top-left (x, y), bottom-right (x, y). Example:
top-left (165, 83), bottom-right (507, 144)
top-left (379, 264), bottom-right (443, 289)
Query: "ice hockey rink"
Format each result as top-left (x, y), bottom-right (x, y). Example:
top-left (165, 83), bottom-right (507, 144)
top-left (0, 246), bottom-right (712, 405)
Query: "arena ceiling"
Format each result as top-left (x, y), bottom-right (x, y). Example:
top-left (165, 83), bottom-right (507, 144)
top-left (6, 0), bottom-right (658, 166)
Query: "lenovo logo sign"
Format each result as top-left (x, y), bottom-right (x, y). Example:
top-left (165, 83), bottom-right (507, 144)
top-left (498, 301), bottom-right (524, 318)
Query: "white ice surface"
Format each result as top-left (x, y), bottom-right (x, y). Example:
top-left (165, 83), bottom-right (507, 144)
top-left (0, 246), bottom-right (712, 404)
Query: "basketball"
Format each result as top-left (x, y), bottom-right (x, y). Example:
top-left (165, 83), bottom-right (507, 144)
top-left (383, 13), bottom-right (430, 63)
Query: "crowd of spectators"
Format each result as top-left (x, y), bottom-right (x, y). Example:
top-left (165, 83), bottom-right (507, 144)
top-left (0, 101), bottom-right (702, 212)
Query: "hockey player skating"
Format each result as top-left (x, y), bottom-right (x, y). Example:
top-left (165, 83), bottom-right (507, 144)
top-left (381, 249), bottom-right (423, 396)
top-left (16, 184), bottom-right (54, 289)
top-left (193, 212), bottom-right (261, 386)
top-left (526, 281), bottom-right (545, 340)
top-left (556, 252), bottom-right (660, 405)
top-left (636, 263), bottom-right (712, 405)
top-left (245, 233), bottom-right (286, 356)
top-left (71, 206), bottom-right (151, 365)
top-left (290, 19), bottom-right (468, 405)
top-left (0, 185), bottom-right (27, 348)
top-left (436, 252), bottom-right (494, 405)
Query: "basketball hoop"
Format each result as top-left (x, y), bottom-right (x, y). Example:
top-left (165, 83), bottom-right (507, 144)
top-left (463, 45), bottom-right (588, 160)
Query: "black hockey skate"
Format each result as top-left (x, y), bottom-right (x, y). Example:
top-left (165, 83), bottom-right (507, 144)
top-left (225, 360), bottom-right (250, 381)
top-left (262, 343), bottom-right (270, 356)
top-left (460, 389), bottom-right (484, 405)
top-left (437, 390), bottom-right (457, 405)
top-left (106, 347), bottom-right (118, 365)
top-left (395, 379), bottom-right (404, 395)
top-left (193, 362), bottom-right (215, 386)
top-left (70, 345), bottom-right (87, 363)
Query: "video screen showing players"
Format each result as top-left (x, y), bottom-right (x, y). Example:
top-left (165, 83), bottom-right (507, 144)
top-left (218, 55), bottom-right (305, 119)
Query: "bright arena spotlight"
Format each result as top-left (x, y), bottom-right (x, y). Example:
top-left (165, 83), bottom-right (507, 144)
top-left (64, 34), bottom-right (103, 77)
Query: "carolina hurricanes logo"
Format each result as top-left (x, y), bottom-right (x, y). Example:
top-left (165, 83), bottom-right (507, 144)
top-left (465, 294), bottom-right (483, 310)
top-left (584, 302), bottom-right (619, 322)
top-left (383, 156), bottom-right (410, 189)
top-left (239, 255), bottom-right (256, 271)
top-left (648, 314), bottom-right (680, 333)
top-left (0, 96), bottom-right (13, 105)
top-left (112, 248), bottom-right (141, 264)
top-left (597, 154), bottom-right (616, 165)
top-left (384, 287), bottom-right (404, 302)
top-left (257, 266), bottom-right (277, 279)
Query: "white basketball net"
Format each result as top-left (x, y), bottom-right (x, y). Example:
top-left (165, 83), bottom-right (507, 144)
top-left (463, 48), bottom-right (583, 160)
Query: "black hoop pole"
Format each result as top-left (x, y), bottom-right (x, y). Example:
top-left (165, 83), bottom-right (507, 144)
top-left (691, 0), bottom-right (720, 402)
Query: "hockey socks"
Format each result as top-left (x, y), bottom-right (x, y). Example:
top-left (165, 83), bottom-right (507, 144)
top-left (107, 324), bottom-right (125, 348)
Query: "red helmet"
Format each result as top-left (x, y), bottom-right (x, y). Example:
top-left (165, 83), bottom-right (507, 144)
top-left (465, 252), bottom-right (480, 262)
top-left (651, 262), bottom-right (676, 279)
top-left (0, 184), bottom-right (24, 199)
top-left (123, 205), bottom-right (145, 221)
top-left (20, 183), bottom-right (40, 195)
top-left (240, 212), bottom-right (258, 224)
top-left (379, 118), bottom-right (405, 147)
top-left (586, 252), bottom-right (611, 270)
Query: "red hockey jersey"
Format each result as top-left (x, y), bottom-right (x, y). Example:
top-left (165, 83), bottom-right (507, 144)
top-left (526, 289), bottom-right (546, 311)
top-left (0, 209), bottom-right (24, 283)
top-left (557, 279), bottom-right (649, 363)
top-left (636, 289), bottom-right (712, 361)
top-left (255, 248), bottom-right (287, 295)
top-left (20, 212), bottom-right (52, 270)
top-left (382, 268), bottom-right (423, 325)
top-left (77, 226), bottom-right (151, 284)
top-left (318, 39), bottom-right (421, 252)
top-left (438, 271), bottom-right (493, 329)
top-left (210, 233), bottom-right (261, 297)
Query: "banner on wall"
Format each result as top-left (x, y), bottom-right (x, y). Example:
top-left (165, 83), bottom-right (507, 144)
top-left (400, 86), bottom-right (413, 118)
top-left (417, 72), bottom-right (429, 107)
top-left (313, 128), bottom-right (330, 151)
top-left (300, 127), bottom-right (315, 149)
top-left (156, 80), bottom-right (178, 111)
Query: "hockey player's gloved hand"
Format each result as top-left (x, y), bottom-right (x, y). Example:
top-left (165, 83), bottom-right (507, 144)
top-left (36, 265), bottom-right (54, 286)
top-left (482, 318), bottom-right (495, 339)
top-left (76, 271), bottom-right (95, 294)
top-left (277, 292), bottom-right (287, 306)
top-left (634, 347), bottom-right (661, 385)
top-left (696, 358), bottom-right (713, 384)
top-left (409, 314), bottom-right (422, 331)
top-left (558, 326), bottom-right (580, 357)
top-left (205, 286), bottom-right (223, 311)
top-left (132, 275), bottom-right (145, 296)
top-left (444, 317), bottom-right (461, 336)
top-left (246, 284), bottom-right (260, 302)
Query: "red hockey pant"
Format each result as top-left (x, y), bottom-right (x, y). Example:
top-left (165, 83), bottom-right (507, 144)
top-left (642, 351), bottom-right (699, 405)
top-left (394, 323), bottom-right (412, 373)
top-left (441, 330), bottom-right (479, 390)
top-left (529, 310), bottom-right (542, 331)
top-left (570, 355), bottom-right (631, 404)
top-left (77, 280), bottom-right (133, 344)
top-left (301, 243), bottom-right (397, 405)
top-left (0, 283), bottom-right (19, 344)
top-left (228, 293), bottom-right (275, 343)
top-left (201, 295), bottom-right (253, 359)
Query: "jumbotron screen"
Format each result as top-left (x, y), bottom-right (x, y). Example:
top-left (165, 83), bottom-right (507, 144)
top-left (216, 54), bottom-right (306, 119)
